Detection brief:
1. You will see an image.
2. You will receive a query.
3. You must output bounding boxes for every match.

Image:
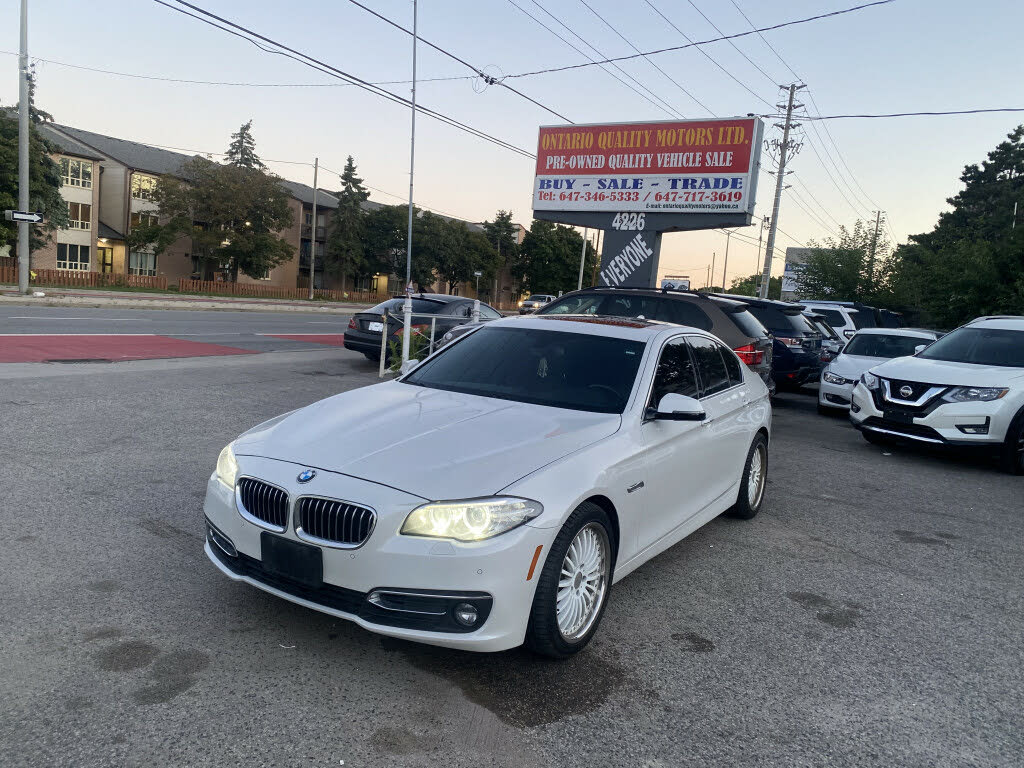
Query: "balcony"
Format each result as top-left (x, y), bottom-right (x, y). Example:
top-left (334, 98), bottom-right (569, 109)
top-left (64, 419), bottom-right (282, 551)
top-left (301, 225), bottom-right (326, 240)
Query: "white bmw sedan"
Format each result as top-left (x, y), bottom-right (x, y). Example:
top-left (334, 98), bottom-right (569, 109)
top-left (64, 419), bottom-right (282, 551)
top-left (203, 316), bottom-right (772, 657)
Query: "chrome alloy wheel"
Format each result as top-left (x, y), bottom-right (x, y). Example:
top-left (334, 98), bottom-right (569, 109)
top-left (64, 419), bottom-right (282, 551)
top-left (748, 442), bottom-right (767, 508)
top-left (556, 523), bottom-right (610, 642)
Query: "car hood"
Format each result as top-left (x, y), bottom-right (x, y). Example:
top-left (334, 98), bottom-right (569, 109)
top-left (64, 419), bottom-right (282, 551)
top-left (868, 356), bottom-right (1024, 386)
top-left (829, 354), bottom-right (888, 380)
top-left (233, 381), bottom-right (621, 500)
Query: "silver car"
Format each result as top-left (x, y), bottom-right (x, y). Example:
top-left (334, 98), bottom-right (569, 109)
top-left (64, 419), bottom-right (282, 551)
top-left (519, 294), bottom-right (556, 314)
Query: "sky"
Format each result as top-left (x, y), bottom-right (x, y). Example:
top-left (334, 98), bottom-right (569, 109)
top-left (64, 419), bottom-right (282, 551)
top-left (2, 0), bottom-right (1022, 289)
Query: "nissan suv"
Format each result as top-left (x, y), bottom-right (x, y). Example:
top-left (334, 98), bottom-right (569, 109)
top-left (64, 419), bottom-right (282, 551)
top-left (536, 287), bottom-right (775, 394)
top-left (850, 316), bottom-right (1024, 473)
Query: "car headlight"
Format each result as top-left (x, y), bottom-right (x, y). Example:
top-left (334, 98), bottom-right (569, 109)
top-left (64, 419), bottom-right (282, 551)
top-left (401, 497), bottom-right (542, 542)
top-left (861, 372), bottom-right (880, 390)
top-left (216, 442), bottom-right (238, 489)
top-left (823, 371), bottom-right (850, 385)
top-left (942, 386), bottom-right (1009, 403)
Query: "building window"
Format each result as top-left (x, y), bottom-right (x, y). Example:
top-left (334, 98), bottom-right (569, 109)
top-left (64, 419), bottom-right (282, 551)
top-left (59, 158), bottom-right (93, 188)
top-left (67, 202), bottom-right (91, 230)
top-left (315, 242), bottom-right (324, 257)
top-left (131, 174), bottom-right (158, 200)
top-left (57, 243), bottom-right (90, 271)
top-left (258, 268), bottom-right (271, 280)
top-left (317, 213), bottom-right (326, 227)
top-left (304, 212), bottom-right (313, 226)
top-left (130, 212), bottom-right (159, 229)
top-left (129, 251), bottom-right (157, 276)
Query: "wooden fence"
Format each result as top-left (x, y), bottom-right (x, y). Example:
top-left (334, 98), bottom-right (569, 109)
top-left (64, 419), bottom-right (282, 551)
top-left (178, 279), bottom-right (388, 304)
top-left (0, 266), bottom-right (167, 290)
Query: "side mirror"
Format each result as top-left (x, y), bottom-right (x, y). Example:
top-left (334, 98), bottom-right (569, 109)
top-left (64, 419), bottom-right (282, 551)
top-left (646, 393), bottom-right (706, 422)
top-left (399, 358), bottom-right (421, 375)
top-left (914, 344), bottom-right (927, 354)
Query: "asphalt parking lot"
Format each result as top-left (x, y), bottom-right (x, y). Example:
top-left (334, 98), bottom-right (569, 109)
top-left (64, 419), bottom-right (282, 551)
top-left (1, 344), bottom-right (1021, 767)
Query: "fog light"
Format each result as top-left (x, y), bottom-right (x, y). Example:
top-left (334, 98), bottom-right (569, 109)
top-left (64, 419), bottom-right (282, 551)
top-left (956, 418), bottom-right (990, 435)
top-left (453, 603), bottom-right (479, 627)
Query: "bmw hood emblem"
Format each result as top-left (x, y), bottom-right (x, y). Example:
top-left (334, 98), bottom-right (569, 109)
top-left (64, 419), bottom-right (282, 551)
top-left (899, 385), bottom-right (914, 398)
top-left (297, 469), bottom-right (317, 483)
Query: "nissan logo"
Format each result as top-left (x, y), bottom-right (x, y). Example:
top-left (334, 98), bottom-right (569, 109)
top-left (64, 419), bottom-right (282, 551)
top-left (899, 385), bottom-right (914, 398)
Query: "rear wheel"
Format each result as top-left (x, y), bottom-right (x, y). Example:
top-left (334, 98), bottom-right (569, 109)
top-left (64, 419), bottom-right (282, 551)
top-left (727, 433), bottom-right (768, 520)
top-left (999, 412), bottom-right (1024, 475)
top-left (525, 503), bottom-right (613, 658)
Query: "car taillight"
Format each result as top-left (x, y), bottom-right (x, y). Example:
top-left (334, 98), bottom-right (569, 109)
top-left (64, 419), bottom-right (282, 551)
top-left (393, 323), bottom-right (430, 337)
top-left (347, 317), bottom-right (357, 329)
top-left (733, 343), bottom-right (763, 365)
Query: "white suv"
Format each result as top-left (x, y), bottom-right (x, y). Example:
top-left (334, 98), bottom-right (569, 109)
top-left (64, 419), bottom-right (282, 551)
top-left (849, 316), bottom-right (1024, 473)
top-left (801, 301), bottom-right (874, 340)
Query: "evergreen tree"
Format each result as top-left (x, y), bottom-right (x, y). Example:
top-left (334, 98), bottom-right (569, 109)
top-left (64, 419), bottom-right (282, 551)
top-left (324, 155), bottom-right (370, 291)
top-left (225, 120), bottom-right (266, 170)
top-left (482, 209), bottom-right (519, 299)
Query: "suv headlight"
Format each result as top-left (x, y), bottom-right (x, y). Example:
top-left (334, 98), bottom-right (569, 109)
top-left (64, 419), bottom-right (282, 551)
top-left (942, 386), bottom-right (1009, 403)
top-left (861, 372), bottom-right (880, 390)
top-left (216, 442), bottom-right (239, 489)
top-left (401, 497), bottom-right (542, 542)
top-left (823, 371), bottom-right (850, 385)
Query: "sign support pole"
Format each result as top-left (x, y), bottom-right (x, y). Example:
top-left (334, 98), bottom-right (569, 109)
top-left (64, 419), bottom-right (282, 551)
top-left (17, 0), bottom-right (30, 295)
top-left (576, 227), bottom-right (589, 290)
top-left (308, 157), bottom-right (318, 300)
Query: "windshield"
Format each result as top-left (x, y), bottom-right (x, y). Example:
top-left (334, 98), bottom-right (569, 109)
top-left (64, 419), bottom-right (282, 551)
top-left (747, 305), bottom-right (818, 336)
top-left (366, 298), bottom-right (445, 315)
top-left (812, 308), bottom-right (847, 328)
top-left (851, 309), bottom-right (877, 329)
top-left (539, 293), bottom-right (713, 330)
top-left (844, 333), bottom-right (930, 358)
top-left (403, 326), bottom-right (645, 413)
top-left (527, 295), bottom-right (549, 301)
top-left (809, 319), bottom-right (837, 339)
top-left (918, 327), bottom-right (1024, 367)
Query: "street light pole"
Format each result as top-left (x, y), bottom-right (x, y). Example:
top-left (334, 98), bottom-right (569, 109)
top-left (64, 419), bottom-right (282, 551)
top-left (17, 0), bottom-right (30, 295)
top-left (401, 0), bottom-right (418, 366)
top-left (576, 227), bottom-right (589, 290)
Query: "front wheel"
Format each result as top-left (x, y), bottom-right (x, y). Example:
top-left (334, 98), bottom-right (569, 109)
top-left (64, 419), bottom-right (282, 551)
top-left (999, 413), bottom-right (1024, 475)
top-left (525, 503), bottom-right (613, 658)
top-left (727, 433), bottom-right (768, 519)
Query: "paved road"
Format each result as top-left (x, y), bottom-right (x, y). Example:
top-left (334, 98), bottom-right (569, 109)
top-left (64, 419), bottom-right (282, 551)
top-left (1, 349), bottom-right (1021, 767)
top-left (1, 305), bottom-right (357, 355)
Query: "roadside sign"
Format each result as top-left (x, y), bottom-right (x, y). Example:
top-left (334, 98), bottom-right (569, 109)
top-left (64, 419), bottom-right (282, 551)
top-left (473, 270), bottom-right (483, 276)
top-left (4, 210), bottom-right (43, 223)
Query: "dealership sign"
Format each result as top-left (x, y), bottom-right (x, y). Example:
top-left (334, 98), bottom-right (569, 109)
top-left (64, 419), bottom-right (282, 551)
top-left (533, 117), bottom-right (760, 215)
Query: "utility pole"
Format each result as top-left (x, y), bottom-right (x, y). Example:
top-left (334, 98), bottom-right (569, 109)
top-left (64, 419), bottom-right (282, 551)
top-left (308, 157), bottom-right (318, 300)
top-left (759, 83), bottom-right (804, 299)
top-left (590, 229), bottom-right (602, 286)
top-left (17, 0), bottom-right (30, 294)
top-left (401, 0), bottom-right (418, 365)
top-left (867, 209), bottom-right (882, 291)
top-left (721, 230), bottom-right (732, 292)
top-left (710, 252), bottom-right (716, 290)
top-left (576, 227), bottom-right (589, 290)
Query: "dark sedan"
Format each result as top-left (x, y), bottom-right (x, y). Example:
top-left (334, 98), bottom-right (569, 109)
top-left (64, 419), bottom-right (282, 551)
top-left (344, 294), bottom-right (502, 363)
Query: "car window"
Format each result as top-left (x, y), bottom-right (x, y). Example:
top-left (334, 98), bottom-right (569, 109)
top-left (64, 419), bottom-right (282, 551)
top-left (728, 309), bottom-right (770, 339)
top-left (918, 327), bottom-right (1024, 367)
top-left (649, 337), bottom-right (699, 406)
top-left (478, 304), bottom-right (501, 319)
top-left (688, 336), bottom-right (731, 397)
top-left (653, 299), bottom-right (713, 330)
top-left (747, 305), bottom-right (816, 336)
top-left (403, 326), bottom-right (645, 413)
top-left (367, 298), bottom-right (445, 315)
top-left (851, 309), bottom-right (877, 329)
top-left (448, 302), bottom-right (473, 318)
top-left (527, 295), bottom-right (547, 301)
top-left (721, 344), bottom-right (744, 384)
top-left (812, 308), bottom-right (847, 328)
top-left (538, 294), bottom-right (604, 315)
top-left (843, 334), bottom-right (929, 358)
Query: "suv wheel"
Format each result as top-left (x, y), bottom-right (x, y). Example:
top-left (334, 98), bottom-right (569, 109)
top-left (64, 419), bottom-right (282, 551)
top-left (999, 410), bottom-right (1024, 475)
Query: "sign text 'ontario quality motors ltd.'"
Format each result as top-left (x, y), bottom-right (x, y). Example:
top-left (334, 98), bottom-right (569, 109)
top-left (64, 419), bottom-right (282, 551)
top-left (533, 117), bottom-right (759, 214)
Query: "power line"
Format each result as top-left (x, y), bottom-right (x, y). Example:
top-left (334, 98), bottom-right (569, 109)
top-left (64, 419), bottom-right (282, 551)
top-left (784, 108), bottom-right (1024, 119)
top-left (506, 1), bottom-right (896, 79)
top-left (683, 0), bottom-right (778, 87)
top-left (525, 0), bottom-right (683, 118)
top-left (151, 0), bottom-right (536, 160)
top-left (642, 0), bottom-right (774, 110)
top-left (576, 0), bottom-right (713, 115)
top-left (340, 0), bottom-right (573, 122)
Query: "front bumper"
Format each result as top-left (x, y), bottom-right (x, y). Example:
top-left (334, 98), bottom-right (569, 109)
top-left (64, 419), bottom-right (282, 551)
top-left (818, 377), bottom-right (855, 409)
top-left (202, 462), bottom-right (550, 652)
top-left (849, 382), bottom-right (1007, 447)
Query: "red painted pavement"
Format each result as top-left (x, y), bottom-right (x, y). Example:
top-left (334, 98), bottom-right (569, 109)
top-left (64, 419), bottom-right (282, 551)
top-left (0, 335), bottom-right (256, 363)
top-left (263, 334), bottom-right (347, 346)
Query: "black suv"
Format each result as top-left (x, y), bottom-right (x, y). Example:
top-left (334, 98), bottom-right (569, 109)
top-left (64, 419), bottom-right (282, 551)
top-left (536, 287), bottom-right (775, 393)
top-left (344, 294), bottom-right (502, 362)
top-left (713, 294), bottom-right (823, 390)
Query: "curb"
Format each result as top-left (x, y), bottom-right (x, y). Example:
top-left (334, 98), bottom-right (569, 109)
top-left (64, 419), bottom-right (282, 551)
top-left (0, 294), bottom-right (371, 314)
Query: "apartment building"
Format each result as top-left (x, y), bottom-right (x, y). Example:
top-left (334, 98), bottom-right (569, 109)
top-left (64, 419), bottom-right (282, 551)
top-left (37, 122), bottom-right (337, 288)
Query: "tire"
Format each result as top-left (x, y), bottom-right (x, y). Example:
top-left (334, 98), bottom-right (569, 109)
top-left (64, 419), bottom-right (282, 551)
top-left (998, 410), bottom-right (1024, 475)
top-left (362, 352), bottom-right (380, 362)
top-left (727, 433), bottom-right (769, 520)
top-left (525, 502), bottom-right (614, 658)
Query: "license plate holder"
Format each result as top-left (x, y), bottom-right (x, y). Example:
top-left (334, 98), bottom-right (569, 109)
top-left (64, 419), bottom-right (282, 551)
top-left (261, 533), bottom-right (323, 588)
top-left (883, 409), bottom-right (915, 424)
top-left (367, 321), bottom-right (384, 332)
